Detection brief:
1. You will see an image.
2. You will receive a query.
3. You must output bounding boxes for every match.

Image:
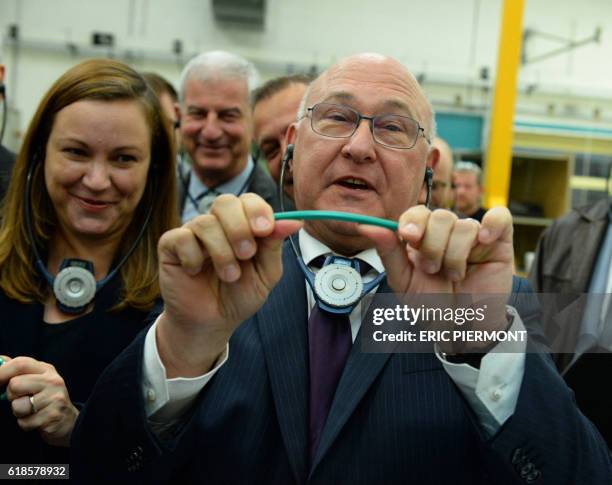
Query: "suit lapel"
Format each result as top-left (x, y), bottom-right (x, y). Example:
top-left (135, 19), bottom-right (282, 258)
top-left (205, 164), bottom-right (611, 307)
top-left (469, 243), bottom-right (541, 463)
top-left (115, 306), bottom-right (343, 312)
top-left (256, 244), bottom-right (310, 483)
top-left (310, 279), bottom-right (396, 474)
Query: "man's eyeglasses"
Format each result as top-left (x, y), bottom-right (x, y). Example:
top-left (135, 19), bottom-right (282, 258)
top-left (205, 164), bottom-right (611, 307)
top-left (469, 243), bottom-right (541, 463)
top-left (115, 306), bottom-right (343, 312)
top-left (306, 103), bottom-right (430, 150)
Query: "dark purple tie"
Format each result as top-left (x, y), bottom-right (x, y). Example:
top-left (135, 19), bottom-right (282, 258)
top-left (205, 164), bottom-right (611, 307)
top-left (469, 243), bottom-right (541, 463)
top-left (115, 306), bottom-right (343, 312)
top-left (308, 258), bottom-right (370, 462)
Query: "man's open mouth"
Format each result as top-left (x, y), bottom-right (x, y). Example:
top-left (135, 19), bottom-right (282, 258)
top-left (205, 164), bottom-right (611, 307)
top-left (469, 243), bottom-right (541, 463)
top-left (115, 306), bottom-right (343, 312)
top-left (335, 177), bottom-right (373, 191)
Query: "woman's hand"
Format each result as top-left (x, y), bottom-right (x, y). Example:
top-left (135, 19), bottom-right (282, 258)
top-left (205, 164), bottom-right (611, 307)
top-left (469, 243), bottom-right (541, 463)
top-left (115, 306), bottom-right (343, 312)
top-left (0, 355), bottom-right (79, 447)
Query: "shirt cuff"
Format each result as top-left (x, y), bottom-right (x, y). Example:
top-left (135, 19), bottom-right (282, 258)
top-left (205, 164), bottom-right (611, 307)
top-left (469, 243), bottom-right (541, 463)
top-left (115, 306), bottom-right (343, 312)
top-left (142, 316), bottom-right (229, 422)
top-left (436, 306), bottom-right (526, 437)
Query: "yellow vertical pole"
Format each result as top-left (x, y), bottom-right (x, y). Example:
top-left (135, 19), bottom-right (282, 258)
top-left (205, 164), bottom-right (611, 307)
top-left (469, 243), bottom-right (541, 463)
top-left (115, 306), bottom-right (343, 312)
top-left (484, 0), bottom-right (526, 208)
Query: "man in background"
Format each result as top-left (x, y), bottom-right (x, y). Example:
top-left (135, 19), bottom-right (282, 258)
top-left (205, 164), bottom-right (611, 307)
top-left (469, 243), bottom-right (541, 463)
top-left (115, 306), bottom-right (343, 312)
top-left (0, 52), bottom-right (16, 202)
top-left (176, 51), bottom-right (280, 222)
top-left (529, 189), bottom-right (612, 445)
top-left (252, 73), bottom-right (312, 203)
top-left (453, 160), bottom-right (486, 221)
top-left (430, 136), bottom-right (454, 209)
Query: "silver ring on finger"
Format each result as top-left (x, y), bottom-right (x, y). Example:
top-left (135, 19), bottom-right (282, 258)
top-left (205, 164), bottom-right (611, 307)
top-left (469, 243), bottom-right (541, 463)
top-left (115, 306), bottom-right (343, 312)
top-left (29, 395), bottom-right (38, 414)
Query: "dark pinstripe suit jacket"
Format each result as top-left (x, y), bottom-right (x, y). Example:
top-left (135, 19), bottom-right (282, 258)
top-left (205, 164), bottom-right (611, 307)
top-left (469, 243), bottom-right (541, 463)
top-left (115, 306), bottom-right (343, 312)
top-left (72, 245), bottom-right (612, 484)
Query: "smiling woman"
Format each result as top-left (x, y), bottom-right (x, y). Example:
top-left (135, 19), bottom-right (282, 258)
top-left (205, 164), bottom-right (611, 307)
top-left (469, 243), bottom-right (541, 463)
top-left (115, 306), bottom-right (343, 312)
top-left (0, 59), bottom-right (179, 465)
top-left (45, 100), bottom-right (152, 243)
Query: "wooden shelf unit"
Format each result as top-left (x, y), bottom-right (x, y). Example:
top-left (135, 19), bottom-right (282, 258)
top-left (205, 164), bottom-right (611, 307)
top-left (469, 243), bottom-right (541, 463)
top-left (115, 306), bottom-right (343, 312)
top-left (508, 152), bottom-right (573, 273)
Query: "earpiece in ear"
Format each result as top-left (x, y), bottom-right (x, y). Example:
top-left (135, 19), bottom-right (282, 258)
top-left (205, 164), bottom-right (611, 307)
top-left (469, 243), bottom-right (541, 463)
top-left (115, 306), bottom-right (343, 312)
top-left (278, 144), bottom-right (295, 212)
top-left (424, 167), bottom-right (433, 185)
top-left (424, 168), bottom-right (433, 208)
top-left (282, 144), bottom-right (294, 165)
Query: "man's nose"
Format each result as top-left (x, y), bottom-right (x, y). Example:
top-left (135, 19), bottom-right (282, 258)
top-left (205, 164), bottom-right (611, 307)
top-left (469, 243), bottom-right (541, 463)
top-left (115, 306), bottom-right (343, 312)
top-left (341, 119), bottom-right (376, 163)
top-left (200, 113), bottom-right (223, 140)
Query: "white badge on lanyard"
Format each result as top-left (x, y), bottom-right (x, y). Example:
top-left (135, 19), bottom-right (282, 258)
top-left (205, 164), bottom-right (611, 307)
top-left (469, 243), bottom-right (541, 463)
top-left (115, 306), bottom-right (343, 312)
top-left (314, 262), bottom-right (364, 309)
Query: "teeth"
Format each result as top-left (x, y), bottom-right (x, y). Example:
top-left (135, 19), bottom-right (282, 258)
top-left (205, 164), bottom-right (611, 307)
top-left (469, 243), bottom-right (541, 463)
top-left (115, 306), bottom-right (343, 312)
top-left (344, 178), bottom-right (367, 186)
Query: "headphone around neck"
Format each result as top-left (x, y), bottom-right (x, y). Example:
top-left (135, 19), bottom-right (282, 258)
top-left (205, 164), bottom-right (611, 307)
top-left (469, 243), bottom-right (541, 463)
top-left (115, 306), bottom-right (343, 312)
top-left (24, 156), bottom-right (154, 314)
top-left (278, 144), bottom-right (433, 313)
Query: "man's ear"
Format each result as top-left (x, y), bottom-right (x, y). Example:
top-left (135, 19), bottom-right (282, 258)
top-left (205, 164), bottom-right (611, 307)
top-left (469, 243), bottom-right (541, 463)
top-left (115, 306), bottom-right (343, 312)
top-left (173, 102), bottom-right (182, 128)
top-left (285, 122), bottom-right (298, 147)
top-left (427, 146), bottom-right (440, 170)
top-left (284, 124), bottom-right (299, 174)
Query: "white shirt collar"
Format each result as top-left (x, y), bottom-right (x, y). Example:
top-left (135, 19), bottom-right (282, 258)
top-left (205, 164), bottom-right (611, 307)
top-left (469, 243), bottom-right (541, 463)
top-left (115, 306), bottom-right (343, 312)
top-left (188, 156), bottom-right (254, 198)
top-left (298, 228), bottom-right (384, 275)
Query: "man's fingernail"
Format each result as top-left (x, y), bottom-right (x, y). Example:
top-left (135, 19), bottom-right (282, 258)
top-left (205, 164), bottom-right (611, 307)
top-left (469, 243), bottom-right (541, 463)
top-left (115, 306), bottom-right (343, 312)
top-left (425, 260), bottom-right (438, 274)
top-left (254, 217), bottom-right (271, 231)
top-left (447, 270), bottom-right (461, 282)
top-left (480, 228), bottom-right (491, 241)
top-left (238, 240), bottom-right (255, 258)
top-left (223, 264), bottom-right (240, 282)
top-left (187, 265), bottom-right (200, 276)
top-left (402, 223), bottom-right (419, 237)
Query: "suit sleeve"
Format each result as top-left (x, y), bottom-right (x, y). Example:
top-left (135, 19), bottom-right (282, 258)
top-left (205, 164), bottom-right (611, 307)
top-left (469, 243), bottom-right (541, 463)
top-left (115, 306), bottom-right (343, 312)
top-left (71, 330), bottom-right (204, 483)
top-left (479, 280), bottom-right (612, 483)
top-left (478, 350), bottom-right (612, 484)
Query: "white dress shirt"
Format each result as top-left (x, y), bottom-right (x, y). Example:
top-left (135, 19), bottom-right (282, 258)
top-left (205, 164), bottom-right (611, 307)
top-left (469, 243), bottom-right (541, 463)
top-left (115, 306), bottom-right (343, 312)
top-left (142, 228), bottom-right (527, 436)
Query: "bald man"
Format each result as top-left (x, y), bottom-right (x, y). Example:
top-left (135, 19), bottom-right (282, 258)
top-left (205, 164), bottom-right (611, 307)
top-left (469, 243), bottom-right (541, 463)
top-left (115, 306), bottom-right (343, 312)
top-left (74, 53), bottom-right (611, 484)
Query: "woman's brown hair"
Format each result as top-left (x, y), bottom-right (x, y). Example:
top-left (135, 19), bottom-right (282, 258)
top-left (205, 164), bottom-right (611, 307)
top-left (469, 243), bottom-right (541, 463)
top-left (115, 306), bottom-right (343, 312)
top-left (0, 59), bottom-right (179, 311)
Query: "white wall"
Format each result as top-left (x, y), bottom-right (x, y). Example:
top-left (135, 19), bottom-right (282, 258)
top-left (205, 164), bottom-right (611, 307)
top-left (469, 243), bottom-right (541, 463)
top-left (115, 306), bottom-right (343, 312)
top-left (521, 0), bottom-right (612, 96)
top-left (1, 0), bottom-right (611, 141)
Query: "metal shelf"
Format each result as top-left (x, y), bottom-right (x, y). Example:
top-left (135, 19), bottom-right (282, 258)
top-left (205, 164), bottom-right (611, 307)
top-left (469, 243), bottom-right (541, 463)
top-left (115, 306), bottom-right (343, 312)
top-left (512, 216), bottom-right (554, 227)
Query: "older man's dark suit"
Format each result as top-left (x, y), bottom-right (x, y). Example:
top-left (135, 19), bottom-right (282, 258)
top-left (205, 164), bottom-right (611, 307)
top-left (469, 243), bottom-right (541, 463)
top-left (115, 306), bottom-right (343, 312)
top-left (73, 245), bottom-right (611, 484)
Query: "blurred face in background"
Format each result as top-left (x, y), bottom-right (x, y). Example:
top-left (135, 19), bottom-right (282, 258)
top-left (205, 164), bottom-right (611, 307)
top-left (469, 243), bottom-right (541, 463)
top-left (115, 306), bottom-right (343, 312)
top-left (430, 138), bottom-right (454, 209)
top-left (44, 99), bottom-right (151, 243)
top-left (180, 76), bottom-right (252, 187)
top-left (253, 82), bottom-right (308, 200)
top-left (452, 170), bottom-right (482, 215)
top-left (157, 91), bottom-right (181, 148)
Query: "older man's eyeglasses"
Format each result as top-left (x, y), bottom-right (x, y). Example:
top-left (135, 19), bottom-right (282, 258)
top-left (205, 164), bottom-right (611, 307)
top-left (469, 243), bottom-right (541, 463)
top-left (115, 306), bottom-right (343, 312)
top-left (306, 103), bottom-right (430, 150)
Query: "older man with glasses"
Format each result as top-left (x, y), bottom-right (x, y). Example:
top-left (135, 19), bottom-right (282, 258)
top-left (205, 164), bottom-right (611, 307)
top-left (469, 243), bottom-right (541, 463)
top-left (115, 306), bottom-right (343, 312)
top-left (73, 53), bottom-right (611, 484)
